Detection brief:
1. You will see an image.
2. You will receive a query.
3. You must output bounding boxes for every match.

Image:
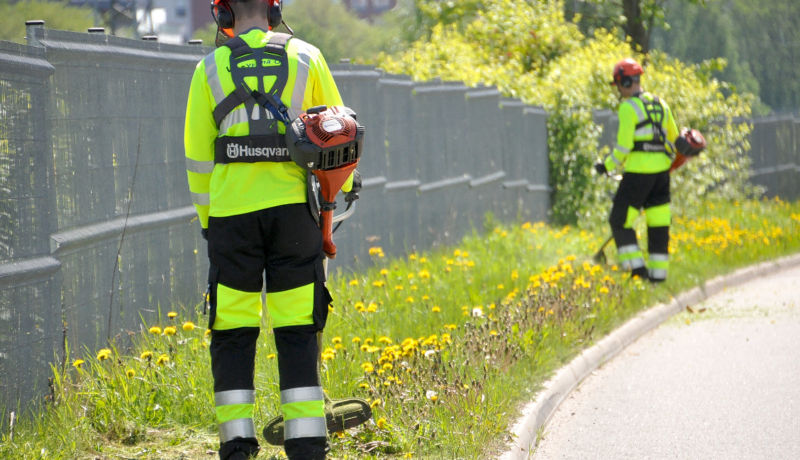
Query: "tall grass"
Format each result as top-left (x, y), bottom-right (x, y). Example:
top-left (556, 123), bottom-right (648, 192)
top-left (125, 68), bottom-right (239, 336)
top-left (2, 198), bottom-right (798, 459)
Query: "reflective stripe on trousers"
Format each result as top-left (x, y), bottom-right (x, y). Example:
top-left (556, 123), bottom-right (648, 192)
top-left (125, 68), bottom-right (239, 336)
top-left (281, 386), bottom-right (326, 440)
top-left (648, 253), bottom-right (669, 280)
top-left (215, 389), bottom-right (256, 442)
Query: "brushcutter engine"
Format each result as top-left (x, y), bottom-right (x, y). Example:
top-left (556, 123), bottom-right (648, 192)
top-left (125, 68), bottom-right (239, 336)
top-left (670, 128), bottom-right (707, 172)
top-left (285, 105), bottom-right (365, 259)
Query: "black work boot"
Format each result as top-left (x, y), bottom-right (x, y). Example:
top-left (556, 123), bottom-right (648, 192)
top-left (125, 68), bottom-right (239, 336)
top-left (631, 266), bottom-right (649, 281)
top-left (219, 439), bottom-right (260, 460)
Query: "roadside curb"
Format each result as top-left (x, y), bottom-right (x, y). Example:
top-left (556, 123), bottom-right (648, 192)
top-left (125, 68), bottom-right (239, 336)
top-left (499, 252), bottom-right (800, 460)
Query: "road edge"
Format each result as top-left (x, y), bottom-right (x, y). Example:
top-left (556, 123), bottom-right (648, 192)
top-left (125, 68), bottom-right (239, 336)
top-left (499, 252), bottom-right (800, 460)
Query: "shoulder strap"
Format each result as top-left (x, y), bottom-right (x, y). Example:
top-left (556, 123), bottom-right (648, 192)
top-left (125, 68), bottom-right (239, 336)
top-left (265, 32), bottom-right (292, 56)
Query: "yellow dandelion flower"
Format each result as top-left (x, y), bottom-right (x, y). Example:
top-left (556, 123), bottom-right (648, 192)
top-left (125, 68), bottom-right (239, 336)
top-left (364, 338), bottom-right (374, 344)
top-left (370, 398), bottom-right (382, 408)
top-left (267, 353), bottom-right (276, 359)
top-left (354, 301), bottom-right (365, 312)
top-left (418, 269), bottom-right (430, 279)
top-left (382, 362), bottom-right (393, 370)
top-left (522, 222), bottom-right (532, 229)
top-left (431, 306), bottom-right (441, 313)
top-left (140, 351), bottom-right (153, 361)
top-left (72, 359), bottom-right (85, 368)
top-left (407, 273), bottom-right (415, 279)
top-left (394, 285), bottom-right (403, 291)
top-left (367, 303), bottom-right (378, 312)
top-left (332, 337), bottom-right (342, 344)
top-left (182, 322), bottom-right (195, 331)
top-left (490, 330), bottom-right (498, 336)
top-left (453, 249), bottom-right (461, 256)
top-left (380, 269), bottom-right (389, 276)
top-left (167, 311), bottom-right (177, 319)
top-left (372, 280), bottom-right (385, 287)
top-left (368, 247), bottom-right (383, 256)
top-left (406, 296), bottom-right (414, 303)
top-left (419, 257), bottom-right (427, 263)
top-left (359, 382), bottom-right (369, 389)
top-left (378, 336), bottom-right (392, 344)
top-left (352, 337), bottom-right (361, 343)
top-left (466, 260), bottom-right (475, 267)
top-left (163, 326), bottom-right (177, 336)
top-left (149, 326), bottom-right (162, 335)
top-left (156, 354), bottom-right (169, 365)
top-left (497, 284), bottom-right (504, 289)
top-left (409, 254), bottom-right (417, 260)
top-left (96, 348), bottom-right (111, 361)
top-left (126, 369), bottom-right (135, 379)
top-left (489, 303), bottom-right (496, 310)
top-left (599, 286), bottom-right (609, 294)
top-left (349, 279), bottom-right (359, 286)
top-left (444, 324), bottom-right (456, 330)
top-left (511, 270), bottom-right (519, 281)
top-left (377, 417), bottom-right (387, 429)
top-left (361, 362), bottom-right (374, 373)
top-left (422, 295), bottom-right (430, 300)
top-left (461, 251), bottom-right (469, 258)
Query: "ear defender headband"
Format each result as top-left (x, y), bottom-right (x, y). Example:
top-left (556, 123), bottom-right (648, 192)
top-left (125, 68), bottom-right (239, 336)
top-left (210, 0), bottom-right (284, 46)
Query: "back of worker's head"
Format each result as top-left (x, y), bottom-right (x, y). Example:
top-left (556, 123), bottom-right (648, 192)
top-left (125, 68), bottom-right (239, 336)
top-left (211, 0), bottom-right (284, 46)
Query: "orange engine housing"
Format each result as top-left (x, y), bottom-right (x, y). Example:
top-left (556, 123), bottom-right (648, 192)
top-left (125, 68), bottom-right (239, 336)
top-left (300, 106), bottom-right (362, 170)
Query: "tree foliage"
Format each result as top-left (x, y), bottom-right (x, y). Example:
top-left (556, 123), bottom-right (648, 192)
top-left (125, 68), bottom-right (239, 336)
top-left (193, 0), bottom-right (406, 63)
top-left (379, 0), bottom-right (754, 226)
top-left (0, 0), bottom-right (94, 43)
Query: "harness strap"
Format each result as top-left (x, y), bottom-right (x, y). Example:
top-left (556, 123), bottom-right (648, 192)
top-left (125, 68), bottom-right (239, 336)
top-left (214, 134), bottom-right (290, 164)
top-left (631, 95), bottom-right (673, 156)
top-left (212, 32), bottom-right (293, 134)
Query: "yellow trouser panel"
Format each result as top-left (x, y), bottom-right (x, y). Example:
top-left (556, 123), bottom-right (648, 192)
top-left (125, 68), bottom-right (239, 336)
top-left (624, 207), bottom-right (639, 229)
top-left (216, 404), bottom-right (253, 423)
top-left (282, 400), bottom-right (325, 421)
top-left (214, 284), bottom-right (263, 330)
top-left (645, 203), bottom-right (671, 227)
top-left (267, 283), bottom-right (315, 328)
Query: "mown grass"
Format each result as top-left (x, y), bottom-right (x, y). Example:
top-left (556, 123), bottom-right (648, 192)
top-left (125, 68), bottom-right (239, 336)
top-left (2, 198), bottom-right (799, 459)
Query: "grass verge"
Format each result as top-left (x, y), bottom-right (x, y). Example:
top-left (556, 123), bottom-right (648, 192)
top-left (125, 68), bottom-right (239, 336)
top-left (2, 198), bottom-right (799, 459)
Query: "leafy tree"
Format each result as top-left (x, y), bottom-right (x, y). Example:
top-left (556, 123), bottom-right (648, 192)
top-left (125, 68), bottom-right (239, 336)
top-left (192, 0), bottom-right (406, 63)
top-left (0, 0), bottom-right (94, 43)
top-left (379, 0), bottom-right (754, 226)
top-left (566, 0), bottom-right (706, 54)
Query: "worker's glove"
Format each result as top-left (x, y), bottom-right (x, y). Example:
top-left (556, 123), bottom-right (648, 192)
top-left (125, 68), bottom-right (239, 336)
top-left (345, 169), bottom-right (362, 203)
top-left (594, 162), bottom-right (608, 176)
top-left (201, 228), bottom-right (208, 241)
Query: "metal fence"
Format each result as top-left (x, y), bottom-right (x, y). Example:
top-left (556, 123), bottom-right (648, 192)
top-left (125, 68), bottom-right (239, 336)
top-left (593, 110), bottom-right (800, 200)
top-left (0, 26), bottom-right (551, 411)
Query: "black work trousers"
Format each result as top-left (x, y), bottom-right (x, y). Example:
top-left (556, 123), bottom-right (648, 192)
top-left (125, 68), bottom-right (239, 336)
top-left (207, 203), bottom-right (331, 460)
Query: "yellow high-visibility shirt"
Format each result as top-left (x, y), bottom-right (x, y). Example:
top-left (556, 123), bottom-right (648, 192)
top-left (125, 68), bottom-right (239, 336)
top-left (604, 92), bottom-right (679, 174)
top-left (184, 29), bottom-right (344, 229)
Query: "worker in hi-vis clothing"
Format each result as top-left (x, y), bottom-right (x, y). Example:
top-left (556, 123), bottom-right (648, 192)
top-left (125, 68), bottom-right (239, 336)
top-left (184, 0), bottom-right (353, 458)
top-left (594, 58), bottom-right (678, 283)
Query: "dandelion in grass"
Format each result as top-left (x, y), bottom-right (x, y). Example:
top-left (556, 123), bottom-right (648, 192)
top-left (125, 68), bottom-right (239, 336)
top-left (126, 369), bottom-right (135, 379)
top-left (354, 301), bottom-right (365, 312)
top-left (418, 269), bottom-right (430, 279)
top-left (96, 348), bottom-right (111, 361)
top-left (72, 359), bottom-right (85, 369)
top-left (453, 249), bottom-right (461, 256)
top-left (331, 336), bottom-right (342, 345)
top-left (370, 398), bottom-right (382, 408)
top-left (419, 257), bottom-right (427, 263)
top-left (380, 269), bottom-right (389, 276)
top-left (205, 329), bottom-right (211, 337)
top-left (149, 326), bottom-right (162, 335)
top-left (368, 247), bottom-right (383, 256)
top-left (361, 363), bottom-right (374, 373)
top-left (359, 383), bottom-right (369, 389)
top-left (182, 322), bottom-right (195, 331)
top-left (367, 303), bottom-right (378, 312)
top-left (497, 284), bottom-right (504, 289)
top-left (364, 338), bottom-right (374, 345)
top-left (140, 351), bottom-right (153, 361)
top-left (351, 337), bottom-right (361, 344)
top-left (349, 279), bottom-right (359, 286)
top-left (167, 311), bottom-right (178, 319)
top-left (431, 306), bottom-right (441, 313)
top-left (156, 354), bottom-right (169, 366)
top-left (425, 390), bottom-right (437, 402)
top-left (372, 280), bottom-right (385, 288)
top-left (164, 326), bottom-right (177, 336)
top-left (444, 324), bottom-right (456, 330)
top-left (511, 270), bottom-right (519, 281)
top-left (522, 222), bottom-right (531, 229)
top-left (406, 296), bottom-right (414, 303)
top-left (599, 286), bottom-right (609, 294)
top-left (376, 417), bottom-right (387, 429)
top-left (378, 336), bottom-right (392, 344)
top-left (394, 285), bottom-right (403, 291)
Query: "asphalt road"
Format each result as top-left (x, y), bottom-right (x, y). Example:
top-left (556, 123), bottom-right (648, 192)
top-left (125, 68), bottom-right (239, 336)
top-left (534, 265), bottom-right (800, 460)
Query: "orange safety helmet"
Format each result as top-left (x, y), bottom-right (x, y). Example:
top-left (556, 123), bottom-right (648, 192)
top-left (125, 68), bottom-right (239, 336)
top-left (610, 58), bottom-right (644, 87)
top-left (210, 0), bottom-right (283, 45)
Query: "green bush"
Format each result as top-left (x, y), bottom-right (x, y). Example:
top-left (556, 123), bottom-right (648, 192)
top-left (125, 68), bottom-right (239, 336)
top-left (0, 0), bottom-right (93, 43)
top-left (378, 0), bottom-right (755, 226)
